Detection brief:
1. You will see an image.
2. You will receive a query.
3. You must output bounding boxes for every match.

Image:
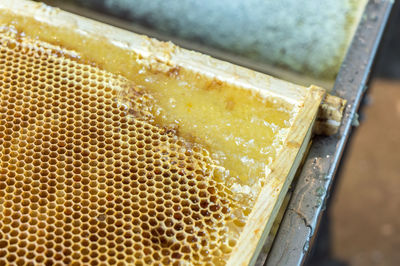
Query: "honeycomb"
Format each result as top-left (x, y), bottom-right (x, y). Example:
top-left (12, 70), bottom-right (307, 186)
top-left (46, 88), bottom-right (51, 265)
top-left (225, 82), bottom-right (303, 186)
top-left (0, 28), bottom-right (243, 265)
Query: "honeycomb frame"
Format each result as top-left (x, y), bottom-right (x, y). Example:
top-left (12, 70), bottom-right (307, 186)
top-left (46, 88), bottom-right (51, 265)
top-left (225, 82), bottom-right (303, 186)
top-left (0, 1), bottom-right (328, 265)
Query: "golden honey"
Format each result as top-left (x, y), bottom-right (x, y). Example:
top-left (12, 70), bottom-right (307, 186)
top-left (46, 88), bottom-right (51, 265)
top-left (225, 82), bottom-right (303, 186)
top-left (0, 24), bottom-right (295, 265)
top-left (131, 69), bottom-right (294, 188)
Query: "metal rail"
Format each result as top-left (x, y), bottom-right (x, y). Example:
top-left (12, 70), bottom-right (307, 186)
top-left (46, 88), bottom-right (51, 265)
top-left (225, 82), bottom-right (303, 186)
top-left (265, 0), bottom-right (394, 265)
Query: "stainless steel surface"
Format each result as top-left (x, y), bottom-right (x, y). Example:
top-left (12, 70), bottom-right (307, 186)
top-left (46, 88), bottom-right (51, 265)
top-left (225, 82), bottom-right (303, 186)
top-left (265, 0), bottom-right (394, 265)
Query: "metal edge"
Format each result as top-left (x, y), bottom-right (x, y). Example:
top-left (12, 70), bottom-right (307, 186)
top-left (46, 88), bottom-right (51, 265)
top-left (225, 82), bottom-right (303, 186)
top-left (265, 0), bottom-right (394, 265)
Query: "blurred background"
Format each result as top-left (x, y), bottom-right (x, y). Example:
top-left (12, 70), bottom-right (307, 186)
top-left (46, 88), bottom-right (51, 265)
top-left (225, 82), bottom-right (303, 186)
top-left (40, 0), bottom-right (400, 265)
top-left (308, 4), bottom-right (400, 265)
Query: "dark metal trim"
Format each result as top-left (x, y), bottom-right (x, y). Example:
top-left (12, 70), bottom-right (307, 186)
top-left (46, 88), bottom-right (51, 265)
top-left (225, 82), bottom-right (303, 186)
top-left (265, 1), bottom-right (394, 265)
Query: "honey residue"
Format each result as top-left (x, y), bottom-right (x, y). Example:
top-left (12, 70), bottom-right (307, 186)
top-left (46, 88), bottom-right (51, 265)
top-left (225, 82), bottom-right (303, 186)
top-left (131, 71), bottom-right (295, 192)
